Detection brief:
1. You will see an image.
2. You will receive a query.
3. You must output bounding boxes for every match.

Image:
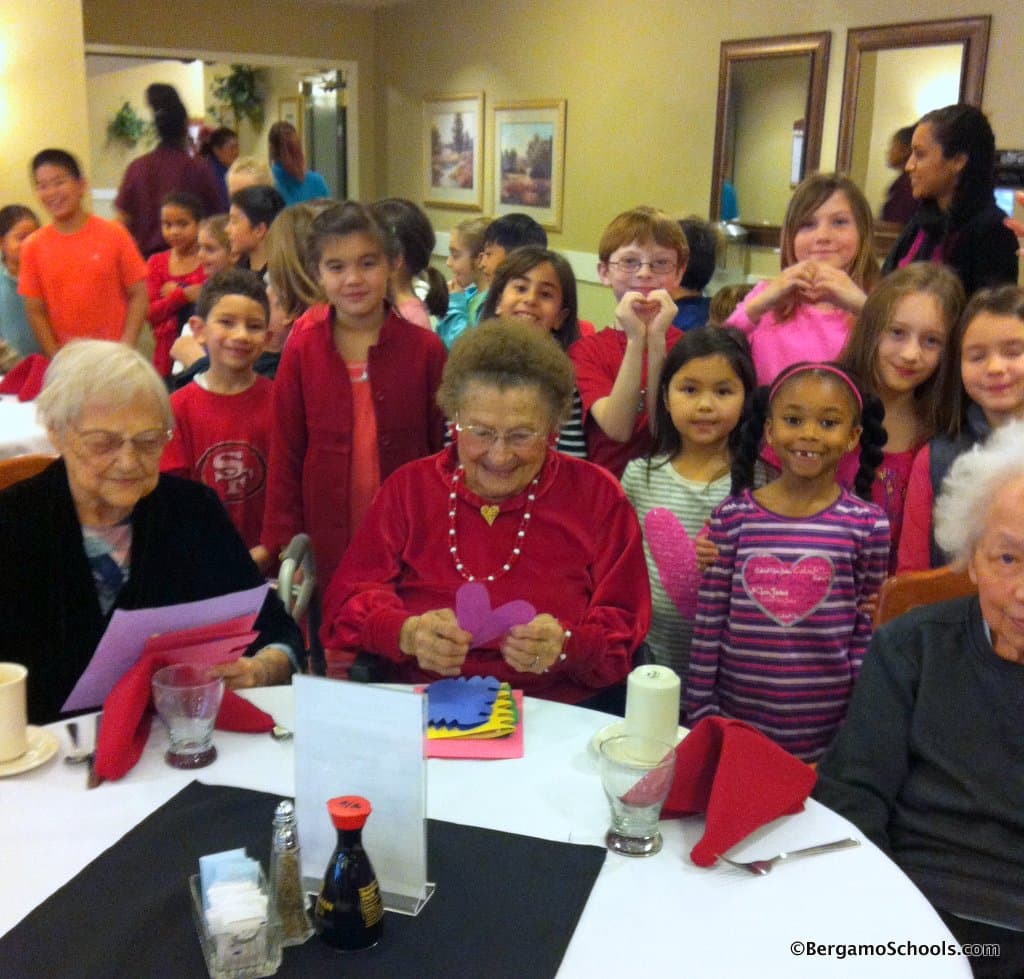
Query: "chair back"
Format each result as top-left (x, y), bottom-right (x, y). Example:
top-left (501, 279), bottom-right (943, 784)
top-left (0, 453), bottom-right (53, 491)
top-left (874, 564), bottom-right (977, 627)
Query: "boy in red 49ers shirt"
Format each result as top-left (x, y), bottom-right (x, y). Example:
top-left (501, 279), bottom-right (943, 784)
top-left (161, 268), bottom-right (273, 571)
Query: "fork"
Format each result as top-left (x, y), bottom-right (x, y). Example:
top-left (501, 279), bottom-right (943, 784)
top-left (716, 837), bottom-right (860, 875)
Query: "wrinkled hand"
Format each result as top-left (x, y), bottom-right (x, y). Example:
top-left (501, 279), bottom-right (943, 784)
top-left (400, 608), bottom-right (471, 677)
top-left (209, 654), bottom-right (270, 690)
top-left (501, 613), bottom-right (566, 674)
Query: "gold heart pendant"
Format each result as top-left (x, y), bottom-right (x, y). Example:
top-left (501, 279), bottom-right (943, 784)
top-left (480, 505), bottom-right (500, 526)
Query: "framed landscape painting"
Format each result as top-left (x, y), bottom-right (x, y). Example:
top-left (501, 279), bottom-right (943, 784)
top-left (423, 93), bottom-right (484, 210)
top-left (491, 100), bottom-right (566, 231)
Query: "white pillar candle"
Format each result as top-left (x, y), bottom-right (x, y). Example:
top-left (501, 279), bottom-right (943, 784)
top-left (624, 665), bottom-right (680, 748)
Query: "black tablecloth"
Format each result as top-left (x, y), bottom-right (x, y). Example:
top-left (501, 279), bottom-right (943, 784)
top-left (0, 781), bottom-right (606, 979)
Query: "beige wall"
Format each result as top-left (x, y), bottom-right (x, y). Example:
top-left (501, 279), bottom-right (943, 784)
top-left (378, 0), bottom-right (1022, 322)
top-left (1, 0), bottom-right (89, 209)
top-left (82, 0), bottom-right (379, 199)
top-left (87, 59), bottom-right (204, 192)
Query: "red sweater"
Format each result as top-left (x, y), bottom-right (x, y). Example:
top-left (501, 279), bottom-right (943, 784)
top-left (321, 447), bottom-right (651, 702)
top-left (568, 325), bottom-right (683, 478)
top-left (261, 304), bottom-right (446, 588)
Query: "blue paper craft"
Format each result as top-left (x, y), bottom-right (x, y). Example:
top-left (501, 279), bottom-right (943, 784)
top-left (427, 676), bottom-right (501, 729)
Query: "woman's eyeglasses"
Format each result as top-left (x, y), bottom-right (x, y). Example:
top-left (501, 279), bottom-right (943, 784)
top-left (455, 422), bottom-right (544, 450)
top-left (71, 428), bottom-right (172, 460)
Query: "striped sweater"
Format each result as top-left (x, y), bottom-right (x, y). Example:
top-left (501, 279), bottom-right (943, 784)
top-left (685, 488), bottom-right (890, 762)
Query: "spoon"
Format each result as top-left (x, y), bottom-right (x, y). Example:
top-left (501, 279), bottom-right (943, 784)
top-left (271, 724), bottom-right (293, 742)
top-left (64, 721), bottom-right (94, 765)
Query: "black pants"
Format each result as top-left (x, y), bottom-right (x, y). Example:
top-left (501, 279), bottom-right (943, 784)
top-left (938, 910), bottom-right (1024, 979)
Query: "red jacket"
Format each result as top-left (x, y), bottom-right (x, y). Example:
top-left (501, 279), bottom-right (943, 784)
top-left (261, 304), bottom-right (446, 587)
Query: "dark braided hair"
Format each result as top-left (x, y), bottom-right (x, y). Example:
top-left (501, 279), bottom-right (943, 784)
top-left (731, 362), bottom-right (887, 501)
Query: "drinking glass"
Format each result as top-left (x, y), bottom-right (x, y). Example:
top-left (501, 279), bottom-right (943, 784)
top-left (599, 735), bottom-right (676, 856)
top-left (151, 664), bottom-right (224, 769)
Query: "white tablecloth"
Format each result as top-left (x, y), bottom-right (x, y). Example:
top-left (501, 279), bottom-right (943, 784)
top-left (0, 394), bottom-right (51, 460)
top-left (0, 687), bottom-right (972, 978)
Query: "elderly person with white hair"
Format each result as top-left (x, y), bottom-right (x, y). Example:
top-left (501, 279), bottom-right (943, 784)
top-left (814, 419), bottom-right (1024, 979)
top-left (0, 340), bottom-right (302, 725)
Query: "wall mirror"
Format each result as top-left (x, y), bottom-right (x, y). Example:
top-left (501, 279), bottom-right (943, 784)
top-left (836, 17), bottom-right (990, 225)
top-left (709, 32), bottom-right (831, 239)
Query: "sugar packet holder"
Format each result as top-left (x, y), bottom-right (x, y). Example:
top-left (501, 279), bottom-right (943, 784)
top-left (191, 848), bottom-right (282, 979)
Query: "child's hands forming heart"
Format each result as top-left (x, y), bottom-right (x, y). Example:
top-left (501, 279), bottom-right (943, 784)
top-left (615, 289), bottom-right (677, 341)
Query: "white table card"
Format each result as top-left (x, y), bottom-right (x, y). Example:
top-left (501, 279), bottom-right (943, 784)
top-left (293, 676), bottom-right (434, 915)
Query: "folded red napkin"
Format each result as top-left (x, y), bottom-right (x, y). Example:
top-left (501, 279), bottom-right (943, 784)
top-left (0, 354), bottom-right (49, 401)
top-left (662, 717), bottom-right (816, 867)
top-left (93, 650), bottom-right (274, 781)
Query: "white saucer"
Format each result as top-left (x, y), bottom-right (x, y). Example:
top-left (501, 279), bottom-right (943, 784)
top-left (590, 720), bottom-right (688, 757)
top-left (0, 726), bottom-right (59, 777)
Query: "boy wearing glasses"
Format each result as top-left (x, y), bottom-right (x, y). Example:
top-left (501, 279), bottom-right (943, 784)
top-left (568, 207), bottom-right (689, 477)
top-left (161, 269), bottom-right (273, 570)
top-left (19, 149), bottom-right (148, 357)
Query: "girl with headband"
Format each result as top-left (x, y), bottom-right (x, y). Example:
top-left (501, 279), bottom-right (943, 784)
top-left (685, 362), bottom-right (890, 762)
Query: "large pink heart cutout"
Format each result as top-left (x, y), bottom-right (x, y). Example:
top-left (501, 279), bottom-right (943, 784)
top-left (741, 553), bottom-right (835, 626)
top-left (455, 583), bottom-right (537, 646)
top-left (644, 508), bottom-right (701, 619)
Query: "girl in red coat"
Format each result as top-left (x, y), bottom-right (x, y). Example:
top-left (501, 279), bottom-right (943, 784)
top-left (261, 202), bottom-right (447, 590)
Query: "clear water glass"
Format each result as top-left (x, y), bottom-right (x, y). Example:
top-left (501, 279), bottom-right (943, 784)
top-left (152, 664), bottom-right (225, 769)
top-left (599, 735), bottom-right (676, 856)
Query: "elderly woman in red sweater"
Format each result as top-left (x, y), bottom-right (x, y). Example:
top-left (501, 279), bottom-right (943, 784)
top-left (322, 319), bottom-right (651, 704)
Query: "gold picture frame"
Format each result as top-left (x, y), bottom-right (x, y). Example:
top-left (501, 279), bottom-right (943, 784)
top-left (423, 93), bottom-right (484, 211)
top-left (491, 100), bottom-right (566, 232)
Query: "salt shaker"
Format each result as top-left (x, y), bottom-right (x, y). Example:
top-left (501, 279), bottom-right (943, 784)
top-left (269, 799), bottom-right (314, 946)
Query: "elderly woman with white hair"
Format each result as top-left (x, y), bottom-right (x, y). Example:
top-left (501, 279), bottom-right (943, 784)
top-left (814, 420), bottom-right (1024, 979)
top-left (0, 340), bottom-right (302, 725)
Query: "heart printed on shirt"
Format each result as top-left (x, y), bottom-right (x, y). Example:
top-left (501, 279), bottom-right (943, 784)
top-left (740, 553), bottom-right (835, 627)
top-left (644, 508), bottom-right (701, 619)
top-left (455, 582), bottom-right (537, 646)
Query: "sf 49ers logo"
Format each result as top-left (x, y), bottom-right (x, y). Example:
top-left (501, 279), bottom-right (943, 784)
top-left (197, 441), bottom-right (266, 502)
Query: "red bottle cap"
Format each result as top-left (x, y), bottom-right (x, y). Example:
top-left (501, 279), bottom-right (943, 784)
top-left (327, 795), bottom-right (372, 830)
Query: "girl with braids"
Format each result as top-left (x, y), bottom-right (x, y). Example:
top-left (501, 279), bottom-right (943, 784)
top-left (685, 362), bottom-right (890, 762)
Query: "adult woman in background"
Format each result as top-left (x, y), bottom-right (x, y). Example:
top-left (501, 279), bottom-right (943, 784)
top-left (882, 103), bottom-right (1018, 295)
top-left (268, 121), bottom-right (330, 205)
top-left (814, 420), bottom-right (1024, 979)
top-left (0, 340), bottom-right (302, 724)
top-left (202, 125), bottom-right (239, 210)
top-left (114, 84), bottom-right (223, 257)
top-left (321, 319), bottom-right (650, 703)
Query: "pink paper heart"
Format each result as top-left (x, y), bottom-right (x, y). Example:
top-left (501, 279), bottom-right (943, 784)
top-left (455, 583), bottom-right (537, 645)
top-left (644, 508), bottom-right (701, 618)
top-left (741, 553), bottom-right (835, 626)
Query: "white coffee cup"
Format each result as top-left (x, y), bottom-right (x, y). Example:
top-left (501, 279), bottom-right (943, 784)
top-left (0, 663), bottom-right (28, 763)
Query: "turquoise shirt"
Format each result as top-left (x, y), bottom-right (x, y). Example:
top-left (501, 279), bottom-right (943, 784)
top-left (271, 162), bottom-right (330, 205)
top-left (0, 266), bottom-right (41, 358)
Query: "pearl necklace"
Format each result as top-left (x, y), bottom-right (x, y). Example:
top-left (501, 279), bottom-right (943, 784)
top-left (447, 465), bottom-right (540, 583)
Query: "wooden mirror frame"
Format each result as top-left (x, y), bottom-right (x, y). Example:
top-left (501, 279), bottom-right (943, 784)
top-left (709, 32), bottom-right (831, 225)
top-left (835, 16), bottom-right (991, 176)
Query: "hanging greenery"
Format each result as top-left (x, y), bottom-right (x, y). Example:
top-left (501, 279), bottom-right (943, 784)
top-left (209, 64), bottom-right (266, 128)
top-left (106, 101), bottom-right (153, 148)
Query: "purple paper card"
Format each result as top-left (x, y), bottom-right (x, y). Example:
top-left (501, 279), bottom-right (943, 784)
top-left (61, 583), bottom-right (269, 712)
top-left (455, 582), bottom-right (536, 646)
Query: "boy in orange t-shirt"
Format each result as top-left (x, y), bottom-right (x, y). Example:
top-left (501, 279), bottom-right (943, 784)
top-left (18, 149), bottom-right (148, 356)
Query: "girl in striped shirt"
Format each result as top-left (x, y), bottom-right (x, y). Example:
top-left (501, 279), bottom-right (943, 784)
top-left (685, 363), bottom-right (890, 761)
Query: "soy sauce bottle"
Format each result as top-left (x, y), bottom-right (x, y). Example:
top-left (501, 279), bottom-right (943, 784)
top-left (314, 795), bottom-right (383, 951)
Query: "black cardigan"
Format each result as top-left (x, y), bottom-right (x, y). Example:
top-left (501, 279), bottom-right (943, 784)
top-left (881, 200), bottom-right (1019, 296)
top-left (0, 461), bottom-right (303, 724)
